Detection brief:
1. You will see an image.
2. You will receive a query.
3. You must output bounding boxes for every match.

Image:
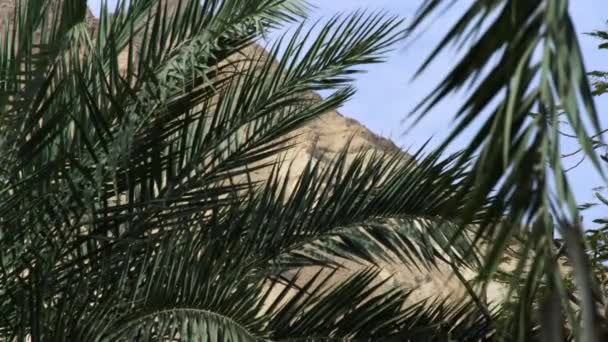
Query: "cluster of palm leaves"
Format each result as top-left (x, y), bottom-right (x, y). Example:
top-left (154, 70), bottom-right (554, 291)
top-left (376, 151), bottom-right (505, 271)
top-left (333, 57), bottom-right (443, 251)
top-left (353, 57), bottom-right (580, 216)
top-left (0, 0), bottom-right (501, 340)
top-left (1, 0), bottom-right (607, 340)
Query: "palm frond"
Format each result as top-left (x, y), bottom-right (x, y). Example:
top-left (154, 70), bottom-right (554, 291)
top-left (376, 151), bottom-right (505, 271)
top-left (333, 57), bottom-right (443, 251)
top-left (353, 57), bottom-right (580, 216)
top-left (408, 1), bottom-right (604, 339)
top-left (248, 147), bottom-right (485, 273)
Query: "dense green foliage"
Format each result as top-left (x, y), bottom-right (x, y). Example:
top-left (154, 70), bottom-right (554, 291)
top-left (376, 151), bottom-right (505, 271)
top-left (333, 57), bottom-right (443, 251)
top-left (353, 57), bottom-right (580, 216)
top-left (3, 0), bottom-right (608, 340)
top-left (0, 0), bottom-right (496, 340)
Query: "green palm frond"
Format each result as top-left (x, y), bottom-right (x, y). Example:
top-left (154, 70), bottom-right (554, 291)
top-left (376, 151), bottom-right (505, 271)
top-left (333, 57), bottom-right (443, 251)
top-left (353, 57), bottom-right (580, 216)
top-left (264, 268), bottom-right (496, 342)
top-left (409, 0), bottom-right (605, 340)
top-left (41, 148), bottom-right (491, 341)
top-left (251, 147), bottom-right (485, 273)
top-left (30, 143), bottom-right (498, 340)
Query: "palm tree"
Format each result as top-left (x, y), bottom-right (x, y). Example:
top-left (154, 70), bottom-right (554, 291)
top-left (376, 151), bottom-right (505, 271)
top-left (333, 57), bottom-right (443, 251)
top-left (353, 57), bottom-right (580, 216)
top-left (409, 1), bottom-right (608, 341)
top-left (0, 0), bottom-right (496, 340)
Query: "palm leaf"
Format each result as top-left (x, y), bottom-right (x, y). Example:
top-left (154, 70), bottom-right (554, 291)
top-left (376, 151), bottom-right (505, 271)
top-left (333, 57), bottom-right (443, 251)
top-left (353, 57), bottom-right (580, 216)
top-left (409, 1), bottom-right (604, 340)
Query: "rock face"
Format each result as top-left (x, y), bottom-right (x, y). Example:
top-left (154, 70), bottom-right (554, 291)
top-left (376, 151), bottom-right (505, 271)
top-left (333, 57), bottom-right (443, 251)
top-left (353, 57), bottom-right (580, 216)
top-left (0, 0), bottom-right (491, 308)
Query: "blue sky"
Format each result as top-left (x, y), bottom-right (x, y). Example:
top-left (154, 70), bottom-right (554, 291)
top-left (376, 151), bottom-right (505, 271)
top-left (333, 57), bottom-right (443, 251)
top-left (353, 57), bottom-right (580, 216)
top-left (88, 1), bottom-right (608, 223)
